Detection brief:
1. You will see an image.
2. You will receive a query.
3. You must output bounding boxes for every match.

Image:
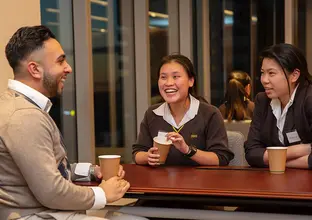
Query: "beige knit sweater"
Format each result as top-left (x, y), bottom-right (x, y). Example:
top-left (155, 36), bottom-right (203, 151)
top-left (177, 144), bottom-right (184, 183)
top-left (0, 89), bottom-right (95, 219)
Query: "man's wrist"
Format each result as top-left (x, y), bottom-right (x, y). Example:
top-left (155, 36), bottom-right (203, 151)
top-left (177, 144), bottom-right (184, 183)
top-left (89, 165), bottom-right (97, 181)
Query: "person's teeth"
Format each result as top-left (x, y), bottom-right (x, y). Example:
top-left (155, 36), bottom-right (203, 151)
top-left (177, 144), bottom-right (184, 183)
top-left (165, 89), bottom-right (176, 93)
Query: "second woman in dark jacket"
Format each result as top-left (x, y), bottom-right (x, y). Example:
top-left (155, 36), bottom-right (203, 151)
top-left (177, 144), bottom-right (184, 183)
top-left (245, 43), bottom-right (312, 169)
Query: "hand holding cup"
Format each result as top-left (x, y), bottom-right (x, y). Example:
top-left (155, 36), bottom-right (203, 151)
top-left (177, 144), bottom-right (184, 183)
top-left (152, 131), bottom-right (172, 165)
top-left (99, 177), bottom-right (130, 203)
top-left (94, 164), bottom-right (124, 180)
top-left (147, 147), bottom-right (160, 166)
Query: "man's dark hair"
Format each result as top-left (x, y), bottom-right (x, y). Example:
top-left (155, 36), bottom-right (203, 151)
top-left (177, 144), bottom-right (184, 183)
top-left (5, 25), bottom-right (56, 73)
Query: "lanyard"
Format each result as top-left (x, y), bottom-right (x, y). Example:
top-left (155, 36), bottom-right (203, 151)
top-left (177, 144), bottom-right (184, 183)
top-left (15, 91), bottom-right (71, 179)
top-left (172, 125), bottom-right (184, 133)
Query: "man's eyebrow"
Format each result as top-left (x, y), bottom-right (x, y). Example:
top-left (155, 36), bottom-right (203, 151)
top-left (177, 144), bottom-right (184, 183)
top-left (56, 54), bottom-right (66, 61)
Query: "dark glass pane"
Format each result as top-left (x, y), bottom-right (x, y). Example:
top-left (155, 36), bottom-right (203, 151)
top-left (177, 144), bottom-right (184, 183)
top-left (149, 0), bottom-right (169, 104)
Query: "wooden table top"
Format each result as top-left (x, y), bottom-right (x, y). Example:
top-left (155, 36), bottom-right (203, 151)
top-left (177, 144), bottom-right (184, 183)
top-left (122, 164), bottom-right (312, 200)
top-left (76, 164), bottom-right (312, 200)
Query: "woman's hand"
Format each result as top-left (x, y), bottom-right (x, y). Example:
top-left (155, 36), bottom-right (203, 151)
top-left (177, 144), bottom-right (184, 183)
top-left (286, 144), bottom-right (311, 160)
top-left (147, 147), bottom-right (160, 166)
top-left (166, 132), bottom-right (189, 154)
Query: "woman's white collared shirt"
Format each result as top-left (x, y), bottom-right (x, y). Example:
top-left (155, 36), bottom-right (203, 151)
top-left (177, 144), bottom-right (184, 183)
top-left (153, 95), bottom-right (200, 128)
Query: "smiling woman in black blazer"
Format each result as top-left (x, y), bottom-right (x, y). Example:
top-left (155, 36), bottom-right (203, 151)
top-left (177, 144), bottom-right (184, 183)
top-left (245, 43), bottom-right (312, 169)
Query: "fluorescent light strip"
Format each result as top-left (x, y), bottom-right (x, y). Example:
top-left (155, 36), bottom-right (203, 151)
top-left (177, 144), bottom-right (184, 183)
top-left (224, 9), bottom-right (257, 22)
top-left (224, 10), bottom-right (233, 16)
top-left (46, 8), bottom-right (108, 22)
top-left (90, 0), bottom-right (108, 6)
top-left (91, 15), bottom-right (108, 22)
top-left (46, 22), bottom-right (59, 26)
top-left (45, 8), bottom-right (256, 25)
top-left (251, 16), bottom-right (258, 22)
top-left (92, 28), bottom-right (107, 33)
top-left (149, 11), bottom-right (168, 19)
top-left (46, 8), bottom-right (60, 13)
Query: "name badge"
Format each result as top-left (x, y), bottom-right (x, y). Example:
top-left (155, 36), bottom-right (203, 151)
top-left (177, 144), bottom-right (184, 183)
top-left (286, 130), bottom-right (301, 144)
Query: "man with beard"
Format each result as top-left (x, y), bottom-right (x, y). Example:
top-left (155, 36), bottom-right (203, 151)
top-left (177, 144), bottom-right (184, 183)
top-left (0, 26), bottom-right (145, 220)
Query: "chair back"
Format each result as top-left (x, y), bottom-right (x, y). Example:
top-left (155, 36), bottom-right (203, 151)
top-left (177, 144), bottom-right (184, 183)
top-left (224, 120), bottom-right (251, 140)
top-left (227, 131), bottom-right (248, 166)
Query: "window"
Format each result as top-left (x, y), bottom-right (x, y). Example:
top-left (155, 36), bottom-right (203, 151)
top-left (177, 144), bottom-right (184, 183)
top-left (91, 0), bottom-right (136, 163)
top-left (41, 0), bottom-right (77, 162)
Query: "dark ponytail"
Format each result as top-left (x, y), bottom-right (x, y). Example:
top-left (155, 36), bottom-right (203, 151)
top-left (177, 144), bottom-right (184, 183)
top-left (224, 71), bottom-right (251, 121)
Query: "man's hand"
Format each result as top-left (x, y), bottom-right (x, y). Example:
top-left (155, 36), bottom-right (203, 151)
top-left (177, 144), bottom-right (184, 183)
top-left (94, 165), bottom-right (125, 180)
top-left (99, 176), bottom-right (130, 203)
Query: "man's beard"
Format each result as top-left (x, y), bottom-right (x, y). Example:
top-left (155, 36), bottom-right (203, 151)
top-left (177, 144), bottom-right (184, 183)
top-left (43, 72), bottom-right (60, 97)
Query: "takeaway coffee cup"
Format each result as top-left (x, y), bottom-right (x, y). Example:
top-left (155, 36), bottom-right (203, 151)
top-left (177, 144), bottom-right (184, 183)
top-left (98, 155), bottom-right (121, 180)
top-left (153, 131), bottom-right (172, 164)
top-left (267, 147), bottom-right (288, 174)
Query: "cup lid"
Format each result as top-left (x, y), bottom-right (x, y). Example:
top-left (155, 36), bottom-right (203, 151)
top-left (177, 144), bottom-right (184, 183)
top-left (98, 155), bottom-right (121, 159)
top-left (267, 147), bottom-right (288, 150)
top-left (158, 131), bottom-right (167, 137)
top-left (153, 136), bottom-right (172, 145)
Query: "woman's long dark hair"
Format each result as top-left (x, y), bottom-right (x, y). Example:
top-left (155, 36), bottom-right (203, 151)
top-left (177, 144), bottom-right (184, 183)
top-left (224, 70), bottom-right (251, 121)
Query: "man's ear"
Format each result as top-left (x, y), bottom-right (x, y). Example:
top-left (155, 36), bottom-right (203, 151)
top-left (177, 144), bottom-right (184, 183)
top-left (27, 62), bottom-right (43, 79)
top-left (290, 68), bottom-right (300, 83)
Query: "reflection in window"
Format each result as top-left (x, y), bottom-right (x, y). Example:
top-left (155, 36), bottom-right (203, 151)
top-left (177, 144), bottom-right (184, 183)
top-left (91, 0), bottom-right (111, 147)
top-left (91, 0), bottom-right (136, 164)
top-left (296, 0), bottom-right (312, 83)
top-left (91, 0), bottom-right (123, 148)
top-left (41, 0), bottom-right (62, 129)
top-left (296, 0), bottom-right (307, 55)
top-left (196, 0), bottom-right (284, 106)
top-left (149, 0), bottom-right (169, 104)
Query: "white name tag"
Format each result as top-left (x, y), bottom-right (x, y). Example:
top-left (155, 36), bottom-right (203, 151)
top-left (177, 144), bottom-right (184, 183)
top-left (286, 130), bottom-right (301, 144)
